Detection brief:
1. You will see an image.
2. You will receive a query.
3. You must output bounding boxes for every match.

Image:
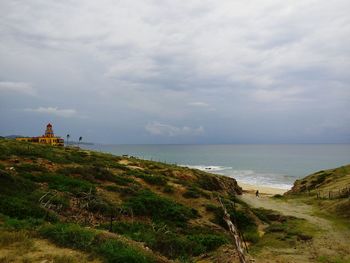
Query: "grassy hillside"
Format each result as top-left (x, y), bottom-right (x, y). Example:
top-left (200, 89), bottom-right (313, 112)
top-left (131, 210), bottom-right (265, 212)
top-left (288, 165), bottom-right (350, 194)
top-left (0, 139), bottom-right (263, 263)
top-left (2, 139), bottom-right (347, 262)
top-left (286, 165), bottom-right (350, 219)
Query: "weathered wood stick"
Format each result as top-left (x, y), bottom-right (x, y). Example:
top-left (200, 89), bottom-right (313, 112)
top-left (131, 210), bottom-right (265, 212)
top-left (219, 197), bottom-right (246, 263)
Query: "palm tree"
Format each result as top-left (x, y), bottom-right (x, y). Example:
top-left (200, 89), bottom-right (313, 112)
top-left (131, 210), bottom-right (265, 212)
top-left (78, 136), bottom-right (82, 148)
top-left (66, 134), bottom-right (70, 146)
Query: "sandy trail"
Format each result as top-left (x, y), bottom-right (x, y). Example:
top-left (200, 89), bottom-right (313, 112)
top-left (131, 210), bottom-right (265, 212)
top-left (239, 193), bottom-right (350, 263)
top-left (240, 194), bottom-right (331, 229)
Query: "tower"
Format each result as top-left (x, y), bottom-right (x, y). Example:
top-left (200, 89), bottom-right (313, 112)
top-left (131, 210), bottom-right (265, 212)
top-left (45, 123), bottom-right (54, 138)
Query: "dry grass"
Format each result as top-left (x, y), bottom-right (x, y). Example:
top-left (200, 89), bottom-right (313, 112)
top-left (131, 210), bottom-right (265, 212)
top-left (0, 231), bottom-right (34, 250)
top-left (0, 235), bottom-right (101, 263)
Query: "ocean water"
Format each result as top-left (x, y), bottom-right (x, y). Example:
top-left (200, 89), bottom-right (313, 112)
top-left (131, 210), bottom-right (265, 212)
top-left (82, 144), bottom-right (350, 189)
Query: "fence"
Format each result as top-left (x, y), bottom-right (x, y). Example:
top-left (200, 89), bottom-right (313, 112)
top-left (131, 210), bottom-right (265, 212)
top-left (316, 186), bottom-right (350, 199)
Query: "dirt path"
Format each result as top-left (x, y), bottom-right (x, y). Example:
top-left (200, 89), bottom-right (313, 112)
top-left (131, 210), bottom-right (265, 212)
top-left (239, 193), bottom-right (350, 263)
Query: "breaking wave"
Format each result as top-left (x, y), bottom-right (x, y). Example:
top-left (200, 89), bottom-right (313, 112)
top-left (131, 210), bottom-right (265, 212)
top-left (181, 164), bottom-right (293, 190)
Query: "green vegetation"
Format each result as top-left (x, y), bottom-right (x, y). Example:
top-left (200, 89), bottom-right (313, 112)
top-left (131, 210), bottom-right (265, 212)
top-left (22, 172), bottom-right (96, 196)
top-left (123, 190), bottom-right (199, 225)
top-left (250, 208), bottom-right (317, 254)
top-left (0, 139), bottom-right (249, 262)
top-left (106, 221), bottom-right (229, 259)
top-left (207, 201), bottom-right (260, 244)
top-left (40, 223), bottom-right (96, 250)
top-left (287, 164), bottom-right (350, 219)
top-left (97, 239), bottom-right (153, 263)
top-left (40, 223), bottom-right (155, 263)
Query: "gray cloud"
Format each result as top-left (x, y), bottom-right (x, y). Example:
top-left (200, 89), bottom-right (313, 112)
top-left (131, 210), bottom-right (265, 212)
top-left (0, 0), bottom-right (349, 143)
top-left (146, 122), bottom-right (204, 137)
top-left (0, 81), bottom-right (36, 95)
top-left (24, 107), bottom-right (78, 118)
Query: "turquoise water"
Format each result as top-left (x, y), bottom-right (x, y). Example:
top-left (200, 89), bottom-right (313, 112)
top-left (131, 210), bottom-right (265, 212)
top-left (82, 144), bottom-right (350, 189)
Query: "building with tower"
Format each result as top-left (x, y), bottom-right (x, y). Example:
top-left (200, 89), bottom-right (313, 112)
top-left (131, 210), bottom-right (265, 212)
top-left (16, 123), bottom-right (64, 146)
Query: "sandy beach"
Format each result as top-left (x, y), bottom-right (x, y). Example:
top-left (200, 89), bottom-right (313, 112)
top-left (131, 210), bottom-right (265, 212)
top-left (237, 181), bottom-right (289, 195)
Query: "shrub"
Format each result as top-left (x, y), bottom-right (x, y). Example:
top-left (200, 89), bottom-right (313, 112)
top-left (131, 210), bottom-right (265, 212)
top-left (3, 217), bottom-right (44, 230)
top-left (163, 184), bottom-right (174, 194)
top-left (97, 239), bottom-right (154, 263)
top-left (58, 166), bottom-right (117, 183)
top-left (243, 230), bottom-right (260, 243)
top-left (40, 223), bottom-right (96, 250)
top-left (0, 196), bottom-right (47, 219)
top-left (87, 198), bottom-right (120, 216)
top-left (24, 173), bottom-right (95, 195)
top-left (124, 190), bottom-right (198, 225)
top-left (139, 174), bottom-right (168, 186)
top-left (182, 187), bottom-right (201, 199)
top-left (104, 222), bottom-right (228, 259)
top-left (113, 175), bottom-right (136, 186)
top-left (15, 163), bottom-right (47, 173)
top-left (204, 204), bottom-right (218, 212)
top-left (105, 184), bottom-right (141, 197)
top-left (211, 205), bottom-right (259, 241)
top-left (0, 170), bottom-right (37, 196)
top-left (187, 234), bottom-right (228, 253)
top-left (196, 174), bottom-right (222, 191)
top-left (108, 222), bottom-right (156, 245)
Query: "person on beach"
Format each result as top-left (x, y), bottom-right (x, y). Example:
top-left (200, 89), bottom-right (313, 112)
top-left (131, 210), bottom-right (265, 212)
top-left (256, 190), bottom-right (259, 198)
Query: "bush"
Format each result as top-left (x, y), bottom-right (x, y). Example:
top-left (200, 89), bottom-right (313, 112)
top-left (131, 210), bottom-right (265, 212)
top-left (211, 205), bottom-right (259, 241)
top-left (243, 230), bottom-right (260, 243)
top-left (105, 184), bottom-right (141, 197)
top-left (97, 239), bottom-right (154, 263)
top-left (58, 166), bottom-right (118, 183)
top-left (205, 204), bottom-right (218, 212)
top-left (163, 184), bottom-right (174, 194)
top-left (3, 217), bottom-right (44, 230)
top-left (187, 234), bottom-right (228, 253)
top-left (114, 175), bottom-right (136, 186)
top-left (196, 174), bottom-right (223, 191)
top-left (40, 223), bottom-right (96, 250)
top-left (108, 222), bottom-right (156, 245)
top-left (24, 173), bottom-right (95, 195)
top-left (0, 170), bottom-right (37, 196)
top-left (183, 187), bottom-right (201, 199)
top-left (40, 223), bottom-right (155, 263)
top-left (0, 196), bottom-right (47, 220)
top-left (15, 163), bottom-right (47, 173)
top-left (141, 174), bottom-right (167, 186)
top-left (87, 198), bottom-right (120, 216)
top-left (124, 190), bottom-right (198, 225)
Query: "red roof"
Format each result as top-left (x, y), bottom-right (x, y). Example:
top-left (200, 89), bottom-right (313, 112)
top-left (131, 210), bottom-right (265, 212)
top-left (47, 123), bottom-right (52, 127)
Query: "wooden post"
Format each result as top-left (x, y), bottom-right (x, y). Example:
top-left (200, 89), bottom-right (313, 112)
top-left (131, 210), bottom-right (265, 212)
top-left (218, 197), bottom-right (246, 263)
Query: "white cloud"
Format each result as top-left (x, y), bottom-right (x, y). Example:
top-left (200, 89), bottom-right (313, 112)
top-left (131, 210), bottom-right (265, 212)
top-left (0, 81), bottom-right (36, 95)
top-left (24, 107), bottom-right (77, 118)
top-left (145, 122), bottom-right (204, 136)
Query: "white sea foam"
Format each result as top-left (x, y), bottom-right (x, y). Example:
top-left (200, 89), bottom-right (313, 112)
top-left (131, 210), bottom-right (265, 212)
top-left (180, 165), bottom-right (232, 172)
top-left (181, 164), bottom-right (293, 189)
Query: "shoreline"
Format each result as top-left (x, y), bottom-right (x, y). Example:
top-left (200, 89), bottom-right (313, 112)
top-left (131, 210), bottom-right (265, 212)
top-left (237, 181), bottom-right (289, 195)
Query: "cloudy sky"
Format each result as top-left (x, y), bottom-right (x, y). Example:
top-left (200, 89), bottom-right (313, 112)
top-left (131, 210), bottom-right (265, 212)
top-left (0, 0), bottom-right (349, 144)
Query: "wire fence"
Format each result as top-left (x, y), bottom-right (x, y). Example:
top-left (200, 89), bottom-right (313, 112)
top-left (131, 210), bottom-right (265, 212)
top-left (316, 186), bottom-right (350, 199)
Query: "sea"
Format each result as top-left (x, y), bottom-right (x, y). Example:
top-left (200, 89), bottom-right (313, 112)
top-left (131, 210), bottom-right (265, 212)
top-left (81, 144), bottom-right (350, 190)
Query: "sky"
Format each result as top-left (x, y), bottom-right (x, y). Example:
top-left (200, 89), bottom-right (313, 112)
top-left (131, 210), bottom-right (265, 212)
top-left (0, 0), bottom-right (349, 144)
